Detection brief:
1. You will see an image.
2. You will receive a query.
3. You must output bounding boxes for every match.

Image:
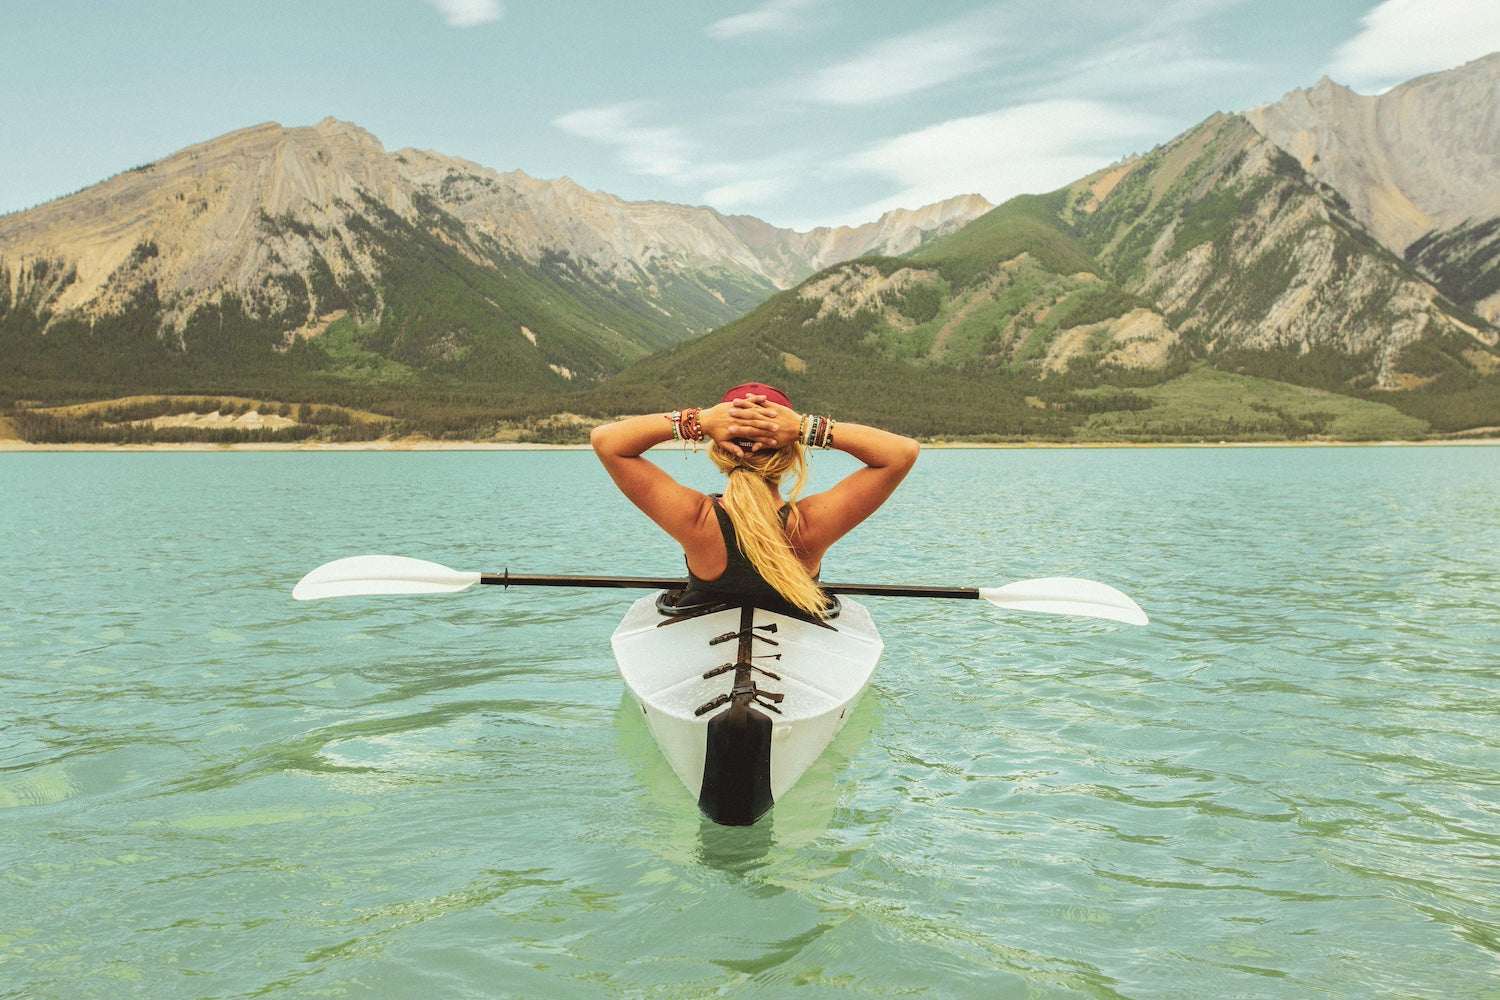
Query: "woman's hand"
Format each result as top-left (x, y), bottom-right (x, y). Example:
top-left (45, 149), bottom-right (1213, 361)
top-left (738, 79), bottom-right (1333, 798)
top-left (702, 395), bottom-right (800, 452)
top-left (740, 396), bottom-right (800, 450)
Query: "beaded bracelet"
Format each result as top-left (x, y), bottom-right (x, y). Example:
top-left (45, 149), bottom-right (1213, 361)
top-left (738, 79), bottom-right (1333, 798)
top-left (665, 408), bottom-right (703, 445)
top-left (799, 414), bottom-right (835, 449)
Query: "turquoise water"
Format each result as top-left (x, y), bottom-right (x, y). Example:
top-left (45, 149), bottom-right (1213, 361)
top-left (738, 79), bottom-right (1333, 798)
top-left (2, 446), bottom-right (1497, 998)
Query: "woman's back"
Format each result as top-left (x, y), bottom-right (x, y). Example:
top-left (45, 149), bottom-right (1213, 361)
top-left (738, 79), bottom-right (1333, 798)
top-left (590, 383), bottom-right (919, 616)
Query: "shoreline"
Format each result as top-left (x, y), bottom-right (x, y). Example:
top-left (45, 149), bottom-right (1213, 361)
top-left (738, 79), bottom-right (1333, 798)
top-left (2, 436), bottom-right (1497, 453)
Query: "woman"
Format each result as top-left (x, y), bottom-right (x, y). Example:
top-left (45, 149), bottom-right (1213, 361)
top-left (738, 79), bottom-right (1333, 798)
top-left (590, 382), bottom-right (919, 617)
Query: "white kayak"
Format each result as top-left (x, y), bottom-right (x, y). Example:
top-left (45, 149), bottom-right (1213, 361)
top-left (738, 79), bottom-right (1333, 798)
top-left (610, 592), bottom-right (883, 825)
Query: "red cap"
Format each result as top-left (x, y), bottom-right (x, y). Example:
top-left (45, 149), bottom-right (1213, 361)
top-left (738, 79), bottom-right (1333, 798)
top-left (722, 382), bottom-right (792, 408)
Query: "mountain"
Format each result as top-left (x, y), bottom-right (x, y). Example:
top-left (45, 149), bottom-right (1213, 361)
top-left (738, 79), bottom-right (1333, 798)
top-left (6, 57), bottom-right (1500, 444)
top-left (1405, 218), bottom-right (1500, 325)
top-left (580, 195), bottom-right (1148, 438)
top-left (1244, 52), bottom-right (1500, 321)
top-left (600, 100), bottom-right (1499, 439)
top-left (0, 118), bottom-right (989, 396)
top-left (1060, 113), bottom-right (1494, 388)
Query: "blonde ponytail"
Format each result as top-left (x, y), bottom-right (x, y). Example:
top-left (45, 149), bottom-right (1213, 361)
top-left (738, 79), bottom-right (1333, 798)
top-left (709, 442), bottom-right (830, 617)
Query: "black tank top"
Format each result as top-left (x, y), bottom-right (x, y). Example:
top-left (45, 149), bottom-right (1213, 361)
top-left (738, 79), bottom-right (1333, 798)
top-left (675, 498), bottom-right (811, 613)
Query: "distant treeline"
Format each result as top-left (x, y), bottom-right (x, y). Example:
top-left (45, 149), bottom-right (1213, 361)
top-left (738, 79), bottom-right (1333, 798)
top-left (13, 413), bottom-right (322, 445)
top-left (11, 396), bottom-right (389, 444)
top-left (3, 354), bottom-right (1497, 444)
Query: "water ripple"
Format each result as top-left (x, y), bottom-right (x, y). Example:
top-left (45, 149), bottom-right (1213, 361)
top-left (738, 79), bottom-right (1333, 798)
top-left (3, 448), bottom-right (1498, 997)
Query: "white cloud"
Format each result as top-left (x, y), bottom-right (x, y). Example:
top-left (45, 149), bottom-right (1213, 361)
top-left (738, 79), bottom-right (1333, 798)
top-left (842, 100), bottom-right (1166, 220)
top-left (554, 104), bottom-right (698, 180)
top-left (798, 13), bottom-right (1006, 105)
top-left (706, 0), bottom-right (820, 40)
top-left (703, 176), bottom-right (791, 210)
top-left (1328, 0), bottom-right (1500, 92)
top-left (424, 0), bottom-right (503, 28)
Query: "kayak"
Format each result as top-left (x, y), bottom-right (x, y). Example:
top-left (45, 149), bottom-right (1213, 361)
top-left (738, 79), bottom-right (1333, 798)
top-left (610, 591), bottom-right (882, 826)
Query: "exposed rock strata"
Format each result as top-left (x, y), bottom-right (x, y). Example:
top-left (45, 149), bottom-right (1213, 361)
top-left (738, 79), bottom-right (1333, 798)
top-left (1068, 114), bottom-right (1490, 386)
top-left (1244, 54), bottom-right (1500, 322)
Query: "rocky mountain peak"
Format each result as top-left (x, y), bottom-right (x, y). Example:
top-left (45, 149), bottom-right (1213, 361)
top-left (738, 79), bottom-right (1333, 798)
top-left (1244, 52), bottom-right (1500, 253)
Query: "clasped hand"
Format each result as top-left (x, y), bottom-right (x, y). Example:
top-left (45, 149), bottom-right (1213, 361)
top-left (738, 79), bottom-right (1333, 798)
top-left (699, 395), bottom-right (800, 455)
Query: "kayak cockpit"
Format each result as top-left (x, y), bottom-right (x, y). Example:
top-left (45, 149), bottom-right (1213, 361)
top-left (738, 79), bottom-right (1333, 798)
top-left (652, 588), bottom-right (842, 624)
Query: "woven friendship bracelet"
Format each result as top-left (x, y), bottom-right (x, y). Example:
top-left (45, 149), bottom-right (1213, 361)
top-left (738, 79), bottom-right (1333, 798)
top-left (665, 408), bottom-right (703, 444)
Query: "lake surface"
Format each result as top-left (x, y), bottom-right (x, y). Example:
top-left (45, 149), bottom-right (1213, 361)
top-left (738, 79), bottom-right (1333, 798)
top-left (2, 445), bottom-right (1497, 998)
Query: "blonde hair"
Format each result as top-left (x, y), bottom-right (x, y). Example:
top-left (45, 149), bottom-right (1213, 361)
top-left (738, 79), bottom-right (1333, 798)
top-left (708, 441), bottom-right (830, 617)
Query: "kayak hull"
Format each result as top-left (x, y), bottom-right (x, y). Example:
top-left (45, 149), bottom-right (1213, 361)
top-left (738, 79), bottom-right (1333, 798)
top-left (610, 593), bottom-right (883, 825)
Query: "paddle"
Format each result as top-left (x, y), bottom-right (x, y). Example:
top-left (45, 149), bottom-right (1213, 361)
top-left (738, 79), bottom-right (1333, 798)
top-left (293, 554), bottom-right (1148, 625)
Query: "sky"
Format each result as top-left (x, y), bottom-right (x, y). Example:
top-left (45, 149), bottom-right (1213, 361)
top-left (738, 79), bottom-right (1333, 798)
top-left (3, 0), bottom-right (1498, 231)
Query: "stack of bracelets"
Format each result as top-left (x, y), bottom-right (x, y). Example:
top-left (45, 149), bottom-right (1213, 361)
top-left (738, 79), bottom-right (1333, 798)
top-left (666, 408), bottom-right (703, 443)
top-left (798, 413), bottom-right (836, 449)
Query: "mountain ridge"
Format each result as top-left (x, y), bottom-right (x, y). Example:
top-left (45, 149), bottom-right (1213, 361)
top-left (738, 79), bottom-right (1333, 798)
top-left (1061, 113), bottom-right (1493, 385)
top-left (1244, 53), bottom-right (1500, 251)
top-left (3, 56), bottom-right (1499, 442)
top-left (0, 117), bottom-right (991, 344)
top-left (597, 97), bottom-right (1498, 440)
top-left (1243, 52), bottom-right (1500, 322)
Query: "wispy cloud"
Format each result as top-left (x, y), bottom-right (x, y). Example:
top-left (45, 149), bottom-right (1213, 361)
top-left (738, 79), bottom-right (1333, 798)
top-left (1044, 39), bottom-right (1251, 100)
top-left (423, 0), bottom-right (503, 28)
top-left (706, 0), bottom-right (820, 40)
top-left (797, 12), bottom-right (1006, 105)
top-left (1327, 0), bottom-right (1500, 92)
top-left (1019, 0), bottom-right (1254, 101)
top-left (552, 0), bottom-right (1294, 227)
top-left (842, 100), bottom-right (1166, 221)
top-left (553, 104), bottom-right (697, 180)
top-left (702, 175), bottom-right (793, 210)
top-left (1142, 0), bottom-right (1252, 33)
top-left (553, 102), bottom-right (810, 216)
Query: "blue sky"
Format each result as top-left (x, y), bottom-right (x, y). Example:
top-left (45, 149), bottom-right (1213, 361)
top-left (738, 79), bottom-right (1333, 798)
top-left (4, 0), bottom-right (1498, 230)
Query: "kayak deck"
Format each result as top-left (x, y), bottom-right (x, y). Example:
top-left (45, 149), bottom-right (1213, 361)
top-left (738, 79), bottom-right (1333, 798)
top-left (611, 592), bottom-right (882, 825)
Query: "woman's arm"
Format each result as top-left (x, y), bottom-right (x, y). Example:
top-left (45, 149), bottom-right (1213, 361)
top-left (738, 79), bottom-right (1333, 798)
top-left (589, 403), bottom-right (760, 543)
top-left (793, 420), bottom-right (920, 556)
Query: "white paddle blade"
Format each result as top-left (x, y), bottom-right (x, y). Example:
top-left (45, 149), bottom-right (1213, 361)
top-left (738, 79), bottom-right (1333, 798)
top-left (293, 555), bottom-right (481, 601)
top-left (979, 577), bottom-right (1148, 626)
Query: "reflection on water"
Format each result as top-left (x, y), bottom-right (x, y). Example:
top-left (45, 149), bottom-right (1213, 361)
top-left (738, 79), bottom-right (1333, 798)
top-left (694, 815), bottom-right (778, 872)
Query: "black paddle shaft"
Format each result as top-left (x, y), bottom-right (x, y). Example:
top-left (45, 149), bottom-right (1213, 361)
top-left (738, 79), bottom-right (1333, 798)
top-left (478, 572), bottom-right (981, 600)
